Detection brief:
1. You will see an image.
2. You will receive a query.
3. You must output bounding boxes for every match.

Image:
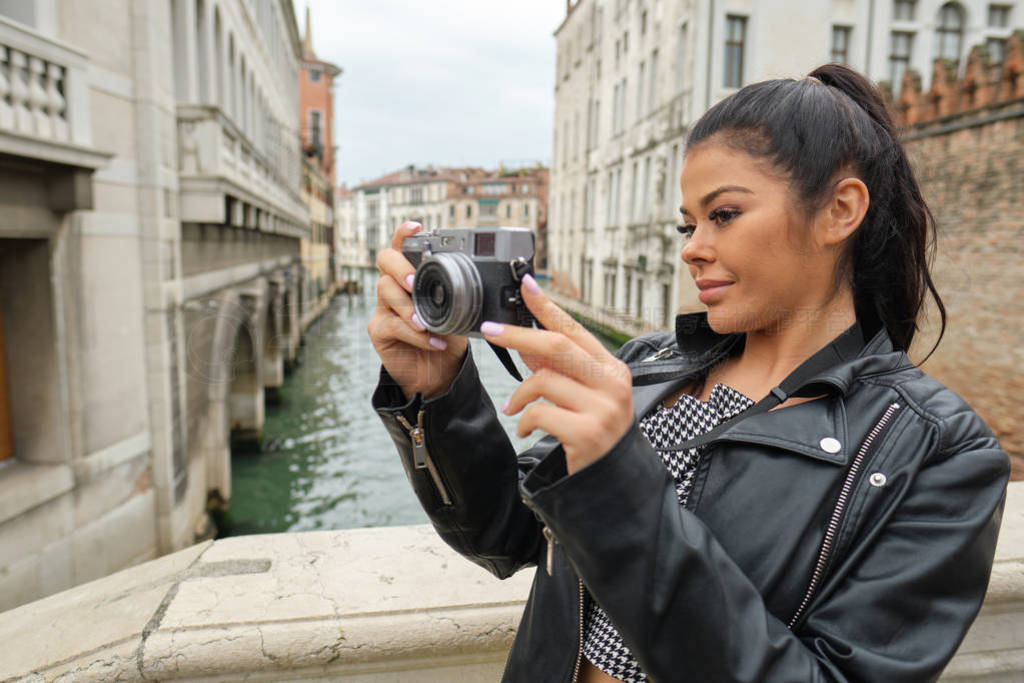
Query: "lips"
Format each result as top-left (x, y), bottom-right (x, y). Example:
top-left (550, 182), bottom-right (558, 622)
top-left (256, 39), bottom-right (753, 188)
top-left (695, 278), bottom-right (733, 304)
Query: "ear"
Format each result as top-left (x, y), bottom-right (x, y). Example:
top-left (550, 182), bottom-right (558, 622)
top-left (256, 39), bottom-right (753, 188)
top-left (821, 177), bottom-right (869, 247)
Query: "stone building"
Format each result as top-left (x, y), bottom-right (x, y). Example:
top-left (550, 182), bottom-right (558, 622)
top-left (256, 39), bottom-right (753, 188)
top-left (338, 164), bottom-right (549, 269)
top-left (890, 31), bottom-right (1024, 472)
top-left (0, 0), bottom-right (310, 611)
top-left (298, 6), bottom-right (341, 313)
top-left (549, 0), bottom-right (1022, 331)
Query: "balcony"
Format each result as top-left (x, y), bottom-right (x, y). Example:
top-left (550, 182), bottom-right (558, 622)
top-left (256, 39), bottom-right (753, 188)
top-left (0, 16), bottom-right (110, 182)
top-left (176, 104), bottom-right (309, 238)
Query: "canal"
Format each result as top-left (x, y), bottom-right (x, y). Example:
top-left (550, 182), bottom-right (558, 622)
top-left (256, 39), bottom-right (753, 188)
top-left (228, 287), bottom-right (621, 536)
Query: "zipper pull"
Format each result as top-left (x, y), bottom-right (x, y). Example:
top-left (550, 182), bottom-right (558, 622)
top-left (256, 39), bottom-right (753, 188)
top-left (395, 410), bottom-right (428, 469)
top-left (642, 347), bottom-right (675, 362)
top-left (542, 526), bottom-right (556, 575)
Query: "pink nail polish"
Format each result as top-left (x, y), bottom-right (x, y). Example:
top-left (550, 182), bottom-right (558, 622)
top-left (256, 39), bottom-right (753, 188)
top-left (404, 273), bottom-right (415, 290)
top-left (411, 313), bottom-right (427, 331)
top-left (407, 221), bottom-right (422, 233)
top-left (429, 337), bottom-right (447, 350)
top-left (480, 321), bottom-right (504, 336)
top-left (522, 273), bottom-right (540, 295)
top-left (501, 399), bottom-right (510, 414)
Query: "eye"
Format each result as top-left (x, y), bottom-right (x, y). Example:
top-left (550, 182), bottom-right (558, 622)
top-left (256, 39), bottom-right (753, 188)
top-left (709, 207), bottom-right (740, 226)
top-left (676, 223), bottom-right (696, 238)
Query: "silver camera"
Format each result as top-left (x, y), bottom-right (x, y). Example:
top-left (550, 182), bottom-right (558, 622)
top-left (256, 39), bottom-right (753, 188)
top-left (402, 227), bottom-right (537, 337)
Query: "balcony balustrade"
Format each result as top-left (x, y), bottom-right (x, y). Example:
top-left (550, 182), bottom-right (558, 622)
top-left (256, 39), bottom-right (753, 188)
top-left (0, 15), bottom-right (108, 172)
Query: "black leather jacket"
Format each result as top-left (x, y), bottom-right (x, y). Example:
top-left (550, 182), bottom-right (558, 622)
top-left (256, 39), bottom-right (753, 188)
top-left (372, 313), bottom-right (1009, 682)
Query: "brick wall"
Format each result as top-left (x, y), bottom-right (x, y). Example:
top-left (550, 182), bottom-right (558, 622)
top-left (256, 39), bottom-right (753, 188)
top-left (892, 32), bottom-right (1024, 475)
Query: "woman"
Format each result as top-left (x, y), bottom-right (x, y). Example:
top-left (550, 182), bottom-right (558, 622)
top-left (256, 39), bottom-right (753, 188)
top-left (368, 64), bottom-right (1009, 682)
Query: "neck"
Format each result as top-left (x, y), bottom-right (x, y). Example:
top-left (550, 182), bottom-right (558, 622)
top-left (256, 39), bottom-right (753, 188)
top-left (727, 291), bottom-right (857, 396)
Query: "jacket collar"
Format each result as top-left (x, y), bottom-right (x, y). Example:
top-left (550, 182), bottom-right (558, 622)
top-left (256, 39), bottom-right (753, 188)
top-left (671, 311), bottom-right (907, 398)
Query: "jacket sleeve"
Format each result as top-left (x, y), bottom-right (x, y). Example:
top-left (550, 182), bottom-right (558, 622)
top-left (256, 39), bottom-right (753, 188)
top-left (519, 408), bottom-right (1010, 682)
top-left (372, 346), bottom-right (545, 579)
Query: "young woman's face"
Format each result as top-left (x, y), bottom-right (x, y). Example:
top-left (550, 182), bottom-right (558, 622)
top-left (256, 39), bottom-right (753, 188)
top-left (679, 141), bottom-right (838, 335)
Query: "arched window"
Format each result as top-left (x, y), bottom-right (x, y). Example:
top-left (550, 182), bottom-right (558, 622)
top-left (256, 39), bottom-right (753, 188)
top-left (935, 2), bottom-right (965, 65)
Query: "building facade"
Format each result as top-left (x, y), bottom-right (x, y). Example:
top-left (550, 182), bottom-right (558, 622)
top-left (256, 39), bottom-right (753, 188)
top-left (298, 7), bottom-right (341, 311)
top-left (0, 0), bottom-right (310, 611)
top-left (338, 164), bottom-right (549, 269)
top-left (549, 0), bottom-right (1022, 330)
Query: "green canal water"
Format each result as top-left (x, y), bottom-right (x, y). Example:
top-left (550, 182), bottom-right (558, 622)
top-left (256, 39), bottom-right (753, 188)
top-left (228, 289), bottom-right (623, 535)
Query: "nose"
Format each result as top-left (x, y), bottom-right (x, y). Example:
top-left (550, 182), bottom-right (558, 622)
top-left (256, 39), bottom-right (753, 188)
top-left (681, 225), bottom-right (714, 266)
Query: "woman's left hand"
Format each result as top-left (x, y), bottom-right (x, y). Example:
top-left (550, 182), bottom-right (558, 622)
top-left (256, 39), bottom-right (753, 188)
top-left (482, 275), bottom-right (634, 475)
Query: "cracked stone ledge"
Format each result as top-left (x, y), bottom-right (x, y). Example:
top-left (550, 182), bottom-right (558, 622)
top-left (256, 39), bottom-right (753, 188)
top-left (2, 483), bottom-right (1024, 681)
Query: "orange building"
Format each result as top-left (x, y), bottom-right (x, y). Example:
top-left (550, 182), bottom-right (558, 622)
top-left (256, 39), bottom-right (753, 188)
top-left (299, 7), bottom-right (341, 185)
top-left (298, 7), bottom-right (342, 308)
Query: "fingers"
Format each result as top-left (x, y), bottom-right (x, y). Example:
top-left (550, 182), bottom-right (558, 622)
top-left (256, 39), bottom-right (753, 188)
top-left (519, 274), bottom-right (613, 360)
top-left (480, 321), bottom-right (619, 388)
top-left (368, 305), bottom-right (448, 352)
top-left (513, 401), bottom-right (578, 440)
top-left (376, 248), bottom-right (417, 293)
top-left (502, 368), bottom-right (588, 416)
top-left (377, 274), bottom-right (428, 333)
top-left (391, 221), bottom-right (422, 251)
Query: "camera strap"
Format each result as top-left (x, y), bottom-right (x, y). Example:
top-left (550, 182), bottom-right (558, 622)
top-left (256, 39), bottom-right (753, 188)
top-left (488, 342), bottom-right (524, 382)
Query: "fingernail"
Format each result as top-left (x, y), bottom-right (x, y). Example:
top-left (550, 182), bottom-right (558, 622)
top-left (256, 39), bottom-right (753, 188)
top-left (522, 273), bottom-right (540, 295)
top-left (411, 312), bottom-right (426, 331)
top-left (407, 221), bottom-right (422, 233)
top-left (429, 337), bottom-right (447, 350)
top-left (480, 321), bottom-right (504, 336)
top-left (501, 399), bottom-right (510, 414)
top-left (404, 273), bottom-right (415, 289)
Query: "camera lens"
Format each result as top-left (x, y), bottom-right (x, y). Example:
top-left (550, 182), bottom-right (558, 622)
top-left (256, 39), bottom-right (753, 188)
top-left (412, 253), bottom-right (483, 335)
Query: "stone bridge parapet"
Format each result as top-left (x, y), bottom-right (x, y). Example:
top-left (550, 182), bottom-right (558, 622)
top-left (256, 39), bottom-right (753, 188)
top-left (2, 483), bottom-right (1022, 681)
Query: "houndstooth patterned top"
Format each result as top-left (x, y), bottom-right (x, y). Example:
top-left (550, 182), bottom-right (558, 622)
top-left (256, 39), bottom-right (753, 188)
top-left (581, 382), bottom-right (754, 683)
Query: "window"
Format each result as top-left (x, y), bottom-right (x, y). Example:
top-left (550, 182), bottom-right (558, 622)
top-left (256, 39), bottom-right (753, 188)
top-left (890, 31), bottom-right (914, 93)
top-left (449, 204), bottom-right (455, 218)
top-left (466, 204), bottom-right (472, 218)
top-left (675, 22), bottom-right (688, 92)
top-left (637, 61), bottom-right (646, 119)
top-left (410, 187), bottom-right (423, 203)
top-left (629, 161), bottom-right (639, 222)
top-left (308, 110), bottom-right (322, 149)
top-left (522, 184), bottom-right (531, 193)
top-left (988, 37), bottom-right (1007, 66)
top-left (506, 203), bottom-right (512, 218)
top-left (989, 4), bottom-right (1011, 27)
top-left (641, 10), bottom-right (648, 36)
top-left (894, 0), bottom-right (917, 21)
top-left (524, 204), bottom-right (530, 218)
top-left (309, 69), bottom-right (321, 82)
top-left (724, 16), bottom-right (747, 89)
top-left (935, 2), bottom-right (964, 64)
top-left (648, 49), bottom-right (658, 113)
top-left (831, 26), bottom-right (852, 65)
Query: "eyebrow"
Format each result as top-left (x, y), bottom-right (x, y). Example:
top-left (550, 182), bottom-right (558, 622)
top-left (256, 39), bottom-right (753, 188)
top-left (680, 185), bottom-right (755, 216)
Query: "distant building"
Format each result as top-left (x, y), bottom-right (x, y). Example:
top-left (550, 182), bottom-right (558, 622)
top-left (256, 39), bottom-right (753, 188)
top-left (0, 0), bottom-right (309, 611)
top-left (338, 164), bottom-right (548, 268)
top-left (550, 0), bottom-right (1022, 330)
top-left (298, 6), bottom-right (342, 316)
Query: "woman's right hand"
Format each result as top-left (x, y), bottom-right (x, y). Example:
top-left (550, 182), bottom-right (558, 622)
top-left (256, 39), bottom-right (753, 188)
top-left (367, 222), bottom-right (469, 401)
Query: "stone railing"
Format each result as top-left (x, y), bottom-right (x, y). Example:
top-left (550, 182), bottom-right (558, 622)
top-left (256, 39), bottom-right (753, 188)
top-left (2, 483), bottom-right (1021, 681)
top-left (0, 15), bottom-right (107, 170)
top-left (176, 104), bottom-right (307, 231)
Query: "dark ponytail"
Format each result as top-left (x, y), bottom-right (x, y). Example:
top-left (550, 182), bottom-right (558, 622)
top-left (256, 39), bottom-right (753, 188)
top-left (686, 63), bottom-right (945, 356)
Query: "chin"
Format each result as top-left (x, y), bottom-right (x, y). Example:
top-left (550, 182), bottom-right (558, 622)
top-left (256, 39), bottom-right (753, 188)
top-left (704, 305), bottom-right (761, 336)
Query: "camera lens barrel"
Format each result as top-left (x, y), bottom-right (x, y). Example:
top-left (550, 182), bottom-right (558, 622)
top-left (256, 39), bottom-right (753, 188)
top-left (412, 252), bottom-right (483, 335)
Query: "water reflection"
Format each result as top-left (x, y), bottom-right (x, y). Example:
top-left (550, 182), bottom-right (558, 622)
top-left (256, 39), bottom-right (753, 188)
top-left (229, 290), bottom-right (556, 535)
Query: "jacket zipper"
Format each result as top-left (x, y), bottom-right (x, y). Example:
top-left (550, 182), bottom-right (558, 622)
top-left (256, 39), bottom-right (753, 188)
top-left (571, 578), bottom-right (585, 683)
top-left (641, 346), bottom-right (676, 362)
top-left (542, 526), bottom-right (585, 683)
top-left (395, 410), bottom-right (453, 506)
top-left (787, 401), bottom-right (902, 629)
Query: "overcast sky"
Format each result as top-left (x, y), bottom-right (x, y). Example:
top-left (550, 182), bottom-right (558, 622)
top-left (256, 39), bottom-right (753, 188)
top-left (293, 1), bottom-right (566, 187)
